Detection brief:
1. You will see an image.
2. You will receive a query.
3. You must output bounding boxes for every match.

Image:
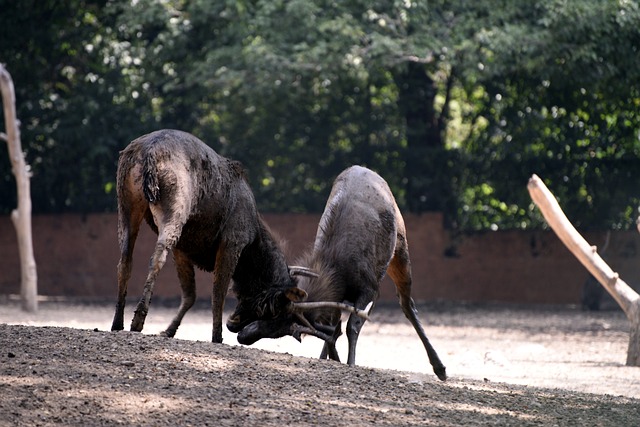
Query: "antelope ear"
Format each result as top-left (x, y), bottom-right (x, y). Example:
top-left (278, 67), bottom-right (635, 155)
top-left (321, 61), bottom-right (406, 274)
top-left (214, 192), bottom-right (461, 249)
top-left (285, 287), bottom-right (308, 302)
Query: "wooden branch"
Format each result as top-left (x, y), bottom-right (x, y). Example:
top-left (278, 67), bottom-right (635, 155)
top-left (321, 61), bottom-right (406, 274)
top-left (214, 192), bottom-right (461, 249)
top-left (527, 174), bottom-right (639, 319)
top-left (1, 63), bottom-right (38, 312)
top-left (528, 174), bottom-right (640, 365)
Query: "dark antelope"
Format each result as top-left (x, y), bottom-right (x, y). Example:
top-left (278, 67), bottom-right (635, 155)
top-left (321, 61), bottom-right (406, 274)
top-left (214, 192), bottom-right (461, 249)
top-left (110, 130), bottom-right (352, 342)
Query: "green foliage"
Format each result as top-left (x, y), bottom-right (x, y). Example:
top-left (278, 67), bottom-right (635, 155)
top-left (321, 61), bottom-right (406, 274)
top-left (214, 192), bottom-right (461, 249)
top-left (0, 0), bottom-right (156, 213)
top-left (454, 0), bottom-right (640, 229)
top-left (1, 0), bottom-right (639, 232)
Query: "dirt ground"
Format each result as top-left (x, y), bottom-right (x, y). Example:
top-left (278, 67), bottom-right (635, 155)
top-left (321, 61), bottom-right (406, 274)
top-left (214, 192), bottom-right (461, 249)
top-left (1, 298), bottom-right (640, 426)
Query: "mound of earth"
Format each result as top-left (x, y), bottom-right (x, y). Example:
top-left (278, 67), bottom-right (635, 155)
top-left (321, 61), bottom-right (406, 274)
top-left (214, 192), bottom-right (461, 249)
top-left (1, 320), bottom-right (639, 426)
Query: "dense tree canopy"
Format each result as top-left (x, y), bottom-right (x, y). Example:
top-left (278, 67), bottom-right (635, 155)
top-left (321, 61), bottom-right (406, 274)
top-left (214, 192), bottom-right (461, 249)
top-left (1, 0), bottom-right (639, 231)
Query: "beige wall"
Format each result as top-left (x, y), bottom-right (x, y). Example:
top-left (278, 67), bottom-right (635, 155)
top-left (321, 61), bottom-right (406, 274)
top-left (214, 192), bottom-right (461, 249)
top-left (1, 213), bottom-right (639, 304)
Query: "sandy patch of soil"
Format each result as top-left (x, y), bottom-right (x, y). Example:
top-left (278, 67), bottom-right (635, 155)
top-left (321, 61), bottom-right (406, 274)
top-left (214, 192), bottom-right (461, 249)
top-left (1, 299), bottom-right (639, 426)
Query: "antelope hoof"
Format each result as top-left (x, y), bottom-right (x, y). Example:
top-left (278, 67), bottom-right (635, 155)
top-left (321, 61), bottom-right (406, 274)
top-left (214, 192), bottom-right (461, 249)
top-left (111, 321), bottom-right (124, 331)
top-left (434, 366), bottom-right (447, 381)
top-left (130, 316), bottom-right (145, 332)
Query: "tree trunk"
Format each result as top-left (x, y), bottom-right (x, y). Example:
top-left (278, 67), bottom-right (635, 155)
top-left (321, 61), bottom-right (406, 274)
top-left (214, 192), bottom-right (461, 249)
top-left (0, 64), bottom-right (38, 312)
top-left (628, 307), bottom-right (640, 366)
top-left (393, 62), bottom-right (446, 213)
top-left (527, 174), bottom-right (640, 366)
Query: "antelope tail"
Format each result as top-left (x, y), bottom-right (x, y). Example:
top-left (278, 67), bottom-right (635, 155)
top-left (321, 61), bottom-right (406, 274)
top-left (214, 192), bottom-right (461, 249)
top-left (142, 150), bottom-right (160, 203)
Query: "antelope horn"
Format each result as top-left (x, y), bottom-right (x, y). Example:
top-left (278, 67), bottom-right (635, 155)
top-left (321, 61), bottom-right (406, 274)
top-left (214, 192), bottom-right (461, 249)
top-left (288, 265), bottom-right (319, 278)
top-left (292, 301), bottom-right (372, 320)
top-left (291, 323), bottom-right (336, 345)
top-left (291, 312), bottom-right (334, 344)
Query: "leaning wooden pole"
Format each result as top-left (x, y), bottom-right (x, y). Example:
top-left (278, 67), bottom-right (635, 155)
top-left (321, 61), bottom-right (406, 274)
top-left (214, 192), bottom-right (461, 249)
top-left (527, 174), bottom-right (640, 366)
top-left (0, 64), bottom-right (38, 312)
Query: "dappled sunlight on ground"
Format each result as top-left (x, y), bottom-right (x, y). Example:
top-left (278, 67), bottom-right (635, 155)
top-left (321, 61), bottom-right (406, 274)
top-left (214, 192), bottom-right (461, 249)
top-left (1, 298), bottom-right (638, 399)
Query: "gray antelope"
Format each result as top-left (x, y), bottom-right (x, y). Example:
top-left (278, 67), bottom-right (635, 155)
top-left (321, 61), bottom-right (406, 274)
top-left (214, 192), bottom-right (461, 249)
top-left (237, 166), bottom-right (447, 381)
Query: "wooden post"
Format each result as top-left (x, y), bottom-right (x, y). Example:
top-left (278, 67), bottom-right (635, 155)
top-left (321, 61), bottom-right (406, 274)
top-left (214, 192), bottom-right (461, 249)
top-left (0, 64), bottom-right (38, 312)
top-left (528, 174), bottom-right (640, 365)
